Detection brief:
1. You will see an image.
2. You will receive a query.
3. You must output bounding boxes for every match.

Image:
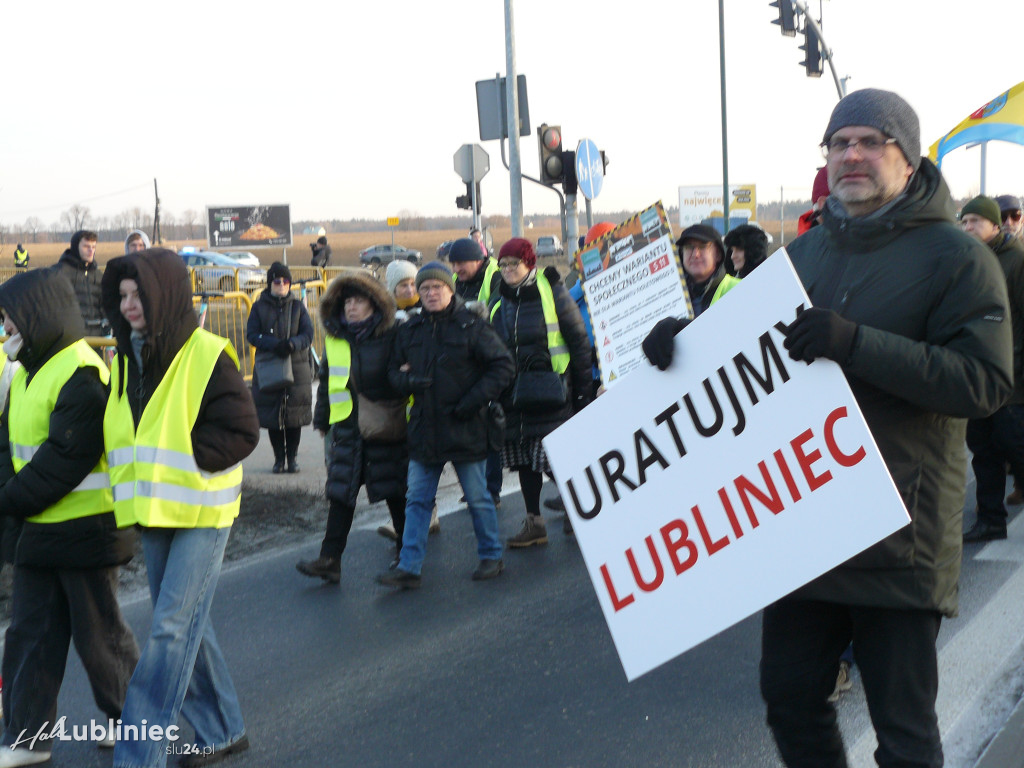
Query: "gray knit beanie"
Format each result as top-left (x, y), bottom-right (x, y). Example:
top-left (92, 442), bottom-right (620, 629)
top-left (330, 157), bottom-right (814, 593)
top-left (823, 88), bottom-right (921, 171)
top-left (385, 259), bottom-right (418, 296)
top-left (415, 261), bottom-right (455, 293)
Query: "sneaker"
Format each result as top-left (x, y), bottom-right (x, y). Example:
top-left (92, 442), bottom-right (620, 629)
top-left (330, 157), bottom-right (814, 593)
top-left (493, 495), bottom-right (502, 509)
top-left (377, 522), bottom-right (398, 541)
top-left (287, 459), bottom-right (300, 474)
top-left (97, 735), bottom-right (115, 748)
top-left (963, 519), bottom-right (1007, 542)
top-left (543, 496), bottom-right (566, 512)
top-left (295, 556), bottom-right (341, 584)
top-left (178, 734), bottom-right (250, 767)
top-left (472, 559), bottom-right (505, 580)
top-left (827, 660), bottom-right (853, 703)
top-left (377, 568), bottom-right (421, 589)
top-left (429, 504), bottom-right (441, 535)
top-left (272, 459), bottom-right (285, 474)
top-left (0, 749), bottom-right (51, 767)
top-left (507, 515), bottom-right (548, 548)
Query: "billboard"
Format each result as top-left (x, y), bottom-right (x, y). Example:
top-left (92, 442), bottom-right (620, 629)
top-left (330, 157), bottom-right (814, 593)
top-left (678, 184), bottom-right (756, 234)
top-left (206, 205), bottom-right (292, 248)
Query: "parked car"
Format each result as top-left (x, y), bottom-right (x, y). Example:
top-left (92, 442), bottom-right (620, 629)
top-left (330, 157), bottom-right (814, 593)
top-left (179, 250), bottom-right (265, 292)
top-left (219, 250), bottom-right (260, 266)
top-left (358, 244), bottom-right (422, 267)
top-left (436, 240), bottom-right (456, 259)
top-left (536, 235), bottom-right (563, 258)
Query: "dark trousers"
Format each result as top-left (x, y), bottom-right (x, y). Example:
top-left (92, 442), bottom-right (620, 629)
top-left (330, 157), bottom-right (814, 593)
top-left (268, 426), bottom-right (302, 462)
top-left (2, 564), bottom-right (140, 746)
top-left (760, 599), bottom-right (943, 768)
top-left (966, 404), bottom-right (1024, 528)
top-left (321, 496), bottom-right (405, 560)
top-left (486, 449), bottom-right (502, 500)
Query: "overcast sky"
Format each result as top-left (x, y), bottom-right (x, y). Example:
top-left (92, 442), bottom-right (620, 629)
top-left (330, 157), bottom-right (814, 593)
top-left (4, 0), bottom-right (1024, 227)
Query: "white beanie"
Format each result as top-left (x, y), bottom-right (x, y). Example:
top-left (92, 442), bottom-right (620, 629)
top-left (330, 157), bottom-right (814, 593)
top-left (385, 260), bottom-right (418, 296)
top-left (124, 229), bottom-right (151, 253)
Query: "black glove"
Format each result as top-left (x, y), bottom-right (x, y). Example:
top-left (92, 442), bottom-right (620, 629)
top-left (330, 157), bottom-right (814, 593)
top-left (572, 394), bottom-right (590, 415)
top-left (452, 400), bottom-right (477, 421)
top-left (642, 317), bottom-right (690, 371)
top-left (783, 307), bottom-right (858, 364)
top-left (407, 374), bottom-right (433, 393)
top-left (274, 339), bottom-right (293, 358)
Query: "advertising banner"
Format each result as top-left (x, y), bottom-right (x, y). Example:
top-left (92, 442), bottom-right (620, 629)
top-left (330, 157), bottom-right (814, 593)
top-left (576, 202), bottom-right (691, 389)
top-left (678, 184), bottom-right (757, 233)
top-left (544, 251), bottom-right (910, 681)
top-left (206, 205), bottom-right (292, 248)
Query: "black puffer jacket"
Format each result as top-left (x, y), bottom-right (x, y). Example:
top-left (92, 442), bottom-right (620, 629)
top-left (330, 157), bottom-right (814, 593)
top-left (101, 249), bottom-right (259, 476)
top-left (51, 230), bottom-right (106, 333)
top-left (490, 267), bottom-right (593, 442)
top-left (0, 269), bottom-right (134, 568)
top-left (246, 289), bottom-right (314, 429)
top-left (988, 232), bottom-right (1024, 404)
top-left (389, 294), bottom-right (514, 464)
top-left (314, 271), bottom-right (408, 506)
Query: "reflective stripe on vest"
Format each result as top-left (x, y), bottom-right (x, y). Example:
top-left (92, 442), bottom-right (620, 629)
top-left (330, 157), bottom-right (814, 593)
top-left (711, 274), bottom-right (741, 305)
top-left (324, 336), bottom-right (353, 423)
top-left (477, 259), bottom-right (500, 305)
top-left (489, 271), bottom-right (569, 374)
top-left (9, 339), bottom-right (113, 524)
top-left (14, 250), bottom-right (28, 266)
top-left (104, 328), bottom-right (242, 529)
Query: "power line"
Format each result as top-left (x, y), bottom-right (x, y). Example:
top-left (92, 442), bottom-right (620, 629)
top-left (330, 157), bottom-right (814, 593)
top-left (0, 182), bottom-right (152, 218)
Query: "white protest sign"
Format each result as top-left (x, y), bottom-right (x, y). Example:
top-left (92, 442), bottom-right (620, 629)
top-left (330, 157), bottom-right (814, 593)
top-left (576, 202), bottom-right (691, 389)
top-left (543, 250), bottom-right (910, 681)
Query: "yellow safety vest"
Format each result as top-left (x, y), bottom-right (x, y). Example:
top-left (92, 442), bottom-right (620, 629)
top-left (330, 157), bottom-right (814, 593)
top-left (13, 249), bottom-right (28, 267)
top-left (454, 258), bottom-right (500, 305)
top-left (490, 271), bottom-right (569, 374)
top-left (104, 329), bottom-right (243, 529)
top-left (711, 274), bottom-right (742, 305)
top-left (324, 336), bottom-right (353, 424)
top-left (9, 340), bottom-right (113, 524)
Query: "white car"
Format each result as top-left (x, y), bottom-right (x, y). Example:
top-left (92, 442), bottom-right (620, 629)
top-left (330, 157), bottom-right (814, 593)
top-left (219, 251), bottom-right (260, 267)
top-left (536, 236), bottom-right (563, 258)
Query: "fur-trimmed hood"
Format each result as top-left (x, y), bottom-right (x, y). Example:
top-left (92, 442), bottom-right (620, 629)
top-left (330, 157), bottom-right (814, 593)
top-left (320, 270), bottom-right (396, 338)
top-left (723, 224), bottom-right (769, 278)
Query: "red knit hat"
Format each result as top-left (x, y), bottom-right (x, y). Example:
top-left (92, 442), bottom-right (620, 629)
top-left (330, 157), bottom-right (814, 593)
top-left (811, 166), bottom-right (830, 202)
top-left (498, 238), bottom-right (536, 269)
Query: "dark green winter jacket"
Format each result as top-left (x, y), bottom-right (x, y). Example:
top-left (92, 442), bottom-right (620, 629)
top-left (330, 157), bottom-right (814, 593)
top-left (787, 159), bottom-right (1013, 617)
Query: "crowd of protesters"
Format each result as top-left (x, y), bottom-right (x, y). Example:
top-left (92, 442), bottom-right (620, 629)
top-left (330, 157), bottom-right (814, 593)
top-left (0, 86), bottom-right (1022, 767)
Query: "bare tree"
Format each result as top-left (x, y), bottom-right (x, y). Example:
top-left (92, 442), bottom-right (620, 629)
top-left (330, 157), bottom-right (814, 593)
top-left (23, 216), bottom-right (43, 241)
top-left (60, 204), bottom-right (91, 232)
top-left (183, 209), bottom-right (199, 239)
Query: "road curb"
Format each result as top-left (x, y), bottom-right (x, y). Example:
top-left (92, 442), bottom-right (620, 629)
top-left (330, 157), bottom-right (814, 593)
top-left (975, 691), bottom-right (1024, 768)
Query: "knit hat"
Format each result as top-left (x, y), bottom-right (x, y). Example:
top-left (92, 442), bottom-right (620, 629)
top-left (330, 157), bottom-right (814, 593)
top-left (124, 229), bottom-right (151, 254)
top-left (447, 237), bottom-right (486, 262)
top-left (498, 238), bottom-right (537, 269)
top-left (266, 261), bottom-right (292, 284)
top-left (823, 88), bottom-right (921, 172)
top-left (811, 166), bottom-right (830, 202)
top-left (996, 195), bottom-right (1022, 215)
top-left (415, 261), bottom-right (455, 293)
top-left (386, 259), bottom-right (418, 296)
top-left (961, 195), bottom-right (1002, 228)
top-left (676, 224), bottom-right (725, 262)
top-left (584, 222), bottom-right (616, 246)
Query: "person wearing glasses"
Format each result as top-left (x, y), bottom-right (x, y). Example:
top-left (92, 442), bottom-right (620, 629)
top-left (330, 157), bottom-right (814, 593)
top-left (679, 224), bottom-right (739, 317)
top-left (489, 238), bottom-right (593, 548)
top-left (958, 195), bottom-right (1024, 542)
top-left (996, 194), bottom-right (1023, 241)
top-left (246, 262), bottom-right (314, 474)
top-left (644, 89), bottom-right (1012, 767)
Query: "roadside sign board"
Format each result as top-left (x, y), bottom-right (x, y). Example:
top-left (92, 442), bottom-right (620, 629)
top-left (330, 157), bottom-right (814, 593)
top-left (575, 201), bottom-right (690, 389)
top-left (678, 184), bottom-right (757, 234)
top-left (206, 204), bottom-right (292, 248)
top-left (454, 144), bottom-right (490, 184)
top-left (544, 250), bottom-right (910, 681)
top-left (387, 217), bottom-right (400, 227)
top-left (576, 138), bottom-right (604, 200)
top-left (475, 75), bottom-right (531, 141)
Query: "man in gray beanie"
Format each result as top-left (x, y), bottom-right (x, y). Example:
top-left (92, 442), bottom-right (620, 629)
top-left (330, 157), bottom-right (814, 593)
top-left (449, 237), bottom-right (501, 305)
top-left (733, 88), bottom-right (1009, 766)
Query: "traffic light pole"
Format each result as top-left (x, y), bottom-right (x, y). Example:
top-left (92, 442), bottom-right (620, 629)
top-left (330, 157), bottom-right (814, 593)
top-left (790, 0), bottom-right (846, 99)
top-left (503, 0), bottom-right (525, 236)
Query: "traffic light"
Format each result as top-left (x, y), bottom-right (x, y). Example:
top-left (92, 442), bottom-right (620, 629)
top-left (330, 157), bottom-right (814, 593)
top-left (600, 150), bottom-right (610, 174)
top-left (537, 124), bottom-right (564, 185)
top-left (561, 150), bottom-right (577, 196)
top-left (770, 0), bottom-right (796, 36)
top-left (456, 182), bottom-right (472, 210)
top-left (799, 25), bottom-right (823, 77)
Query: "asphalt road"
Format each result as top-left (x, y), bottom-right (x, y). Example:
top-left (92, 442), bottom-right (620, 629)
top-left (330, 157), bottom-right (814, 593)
top-left (43, 466), bottom-right (1024, 768)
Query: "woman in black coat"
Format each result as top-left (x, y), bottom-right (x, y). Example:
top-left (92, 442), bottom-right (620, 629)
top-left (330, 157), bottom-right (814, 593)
top-left (246, 262), bottom-right (314, 473)
top-left (489, 238), bottom-right (592, 548)
top-left (295, 271), bottom-right (409, 583)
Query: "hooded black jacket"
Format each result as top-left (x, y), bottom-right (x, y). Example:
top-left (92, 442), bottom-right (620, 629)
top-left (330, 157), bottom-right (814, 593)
top-left (0, 269), bottom-right (134, 568)
top-left (100, 249), bottom-right (259, 475)
top-left (52, 230), bottom-right (106, 333)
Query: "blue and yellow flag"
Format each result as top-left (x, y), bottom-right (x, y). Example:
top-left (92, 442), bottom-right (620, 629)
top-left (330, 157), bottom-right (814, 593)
top-left (929, 81), bottom-right (1024, 167)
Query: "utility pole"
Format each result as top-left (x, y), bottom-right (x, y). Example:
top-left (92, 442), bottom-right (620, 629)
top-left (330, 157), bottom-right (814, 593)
top-left (504, 0), bottom-right (524, 236)
top-left (719, 0), bottom-right (730, 235)
top-left (152, 178), bottom-right (162, 245)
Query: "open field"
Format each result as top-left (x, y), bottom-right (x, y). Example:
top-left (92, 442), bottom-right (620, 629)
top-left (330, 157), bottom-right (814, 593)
top-left (5, 218), bottom-right (797, 269)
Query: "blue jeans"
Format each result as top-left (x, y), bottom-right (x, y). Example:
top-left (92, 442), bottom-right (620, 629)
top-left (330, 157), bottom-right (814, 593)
top-left (113, 527), bottom-right (244, 768)
top-left (399, 459), bottom-right (503, 575)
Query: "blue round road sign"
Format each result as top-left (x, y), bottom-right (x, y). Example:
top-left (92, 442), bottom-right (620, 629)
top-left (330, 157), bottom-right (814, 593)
top-left (576, 138), bottom-right (604, 200)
